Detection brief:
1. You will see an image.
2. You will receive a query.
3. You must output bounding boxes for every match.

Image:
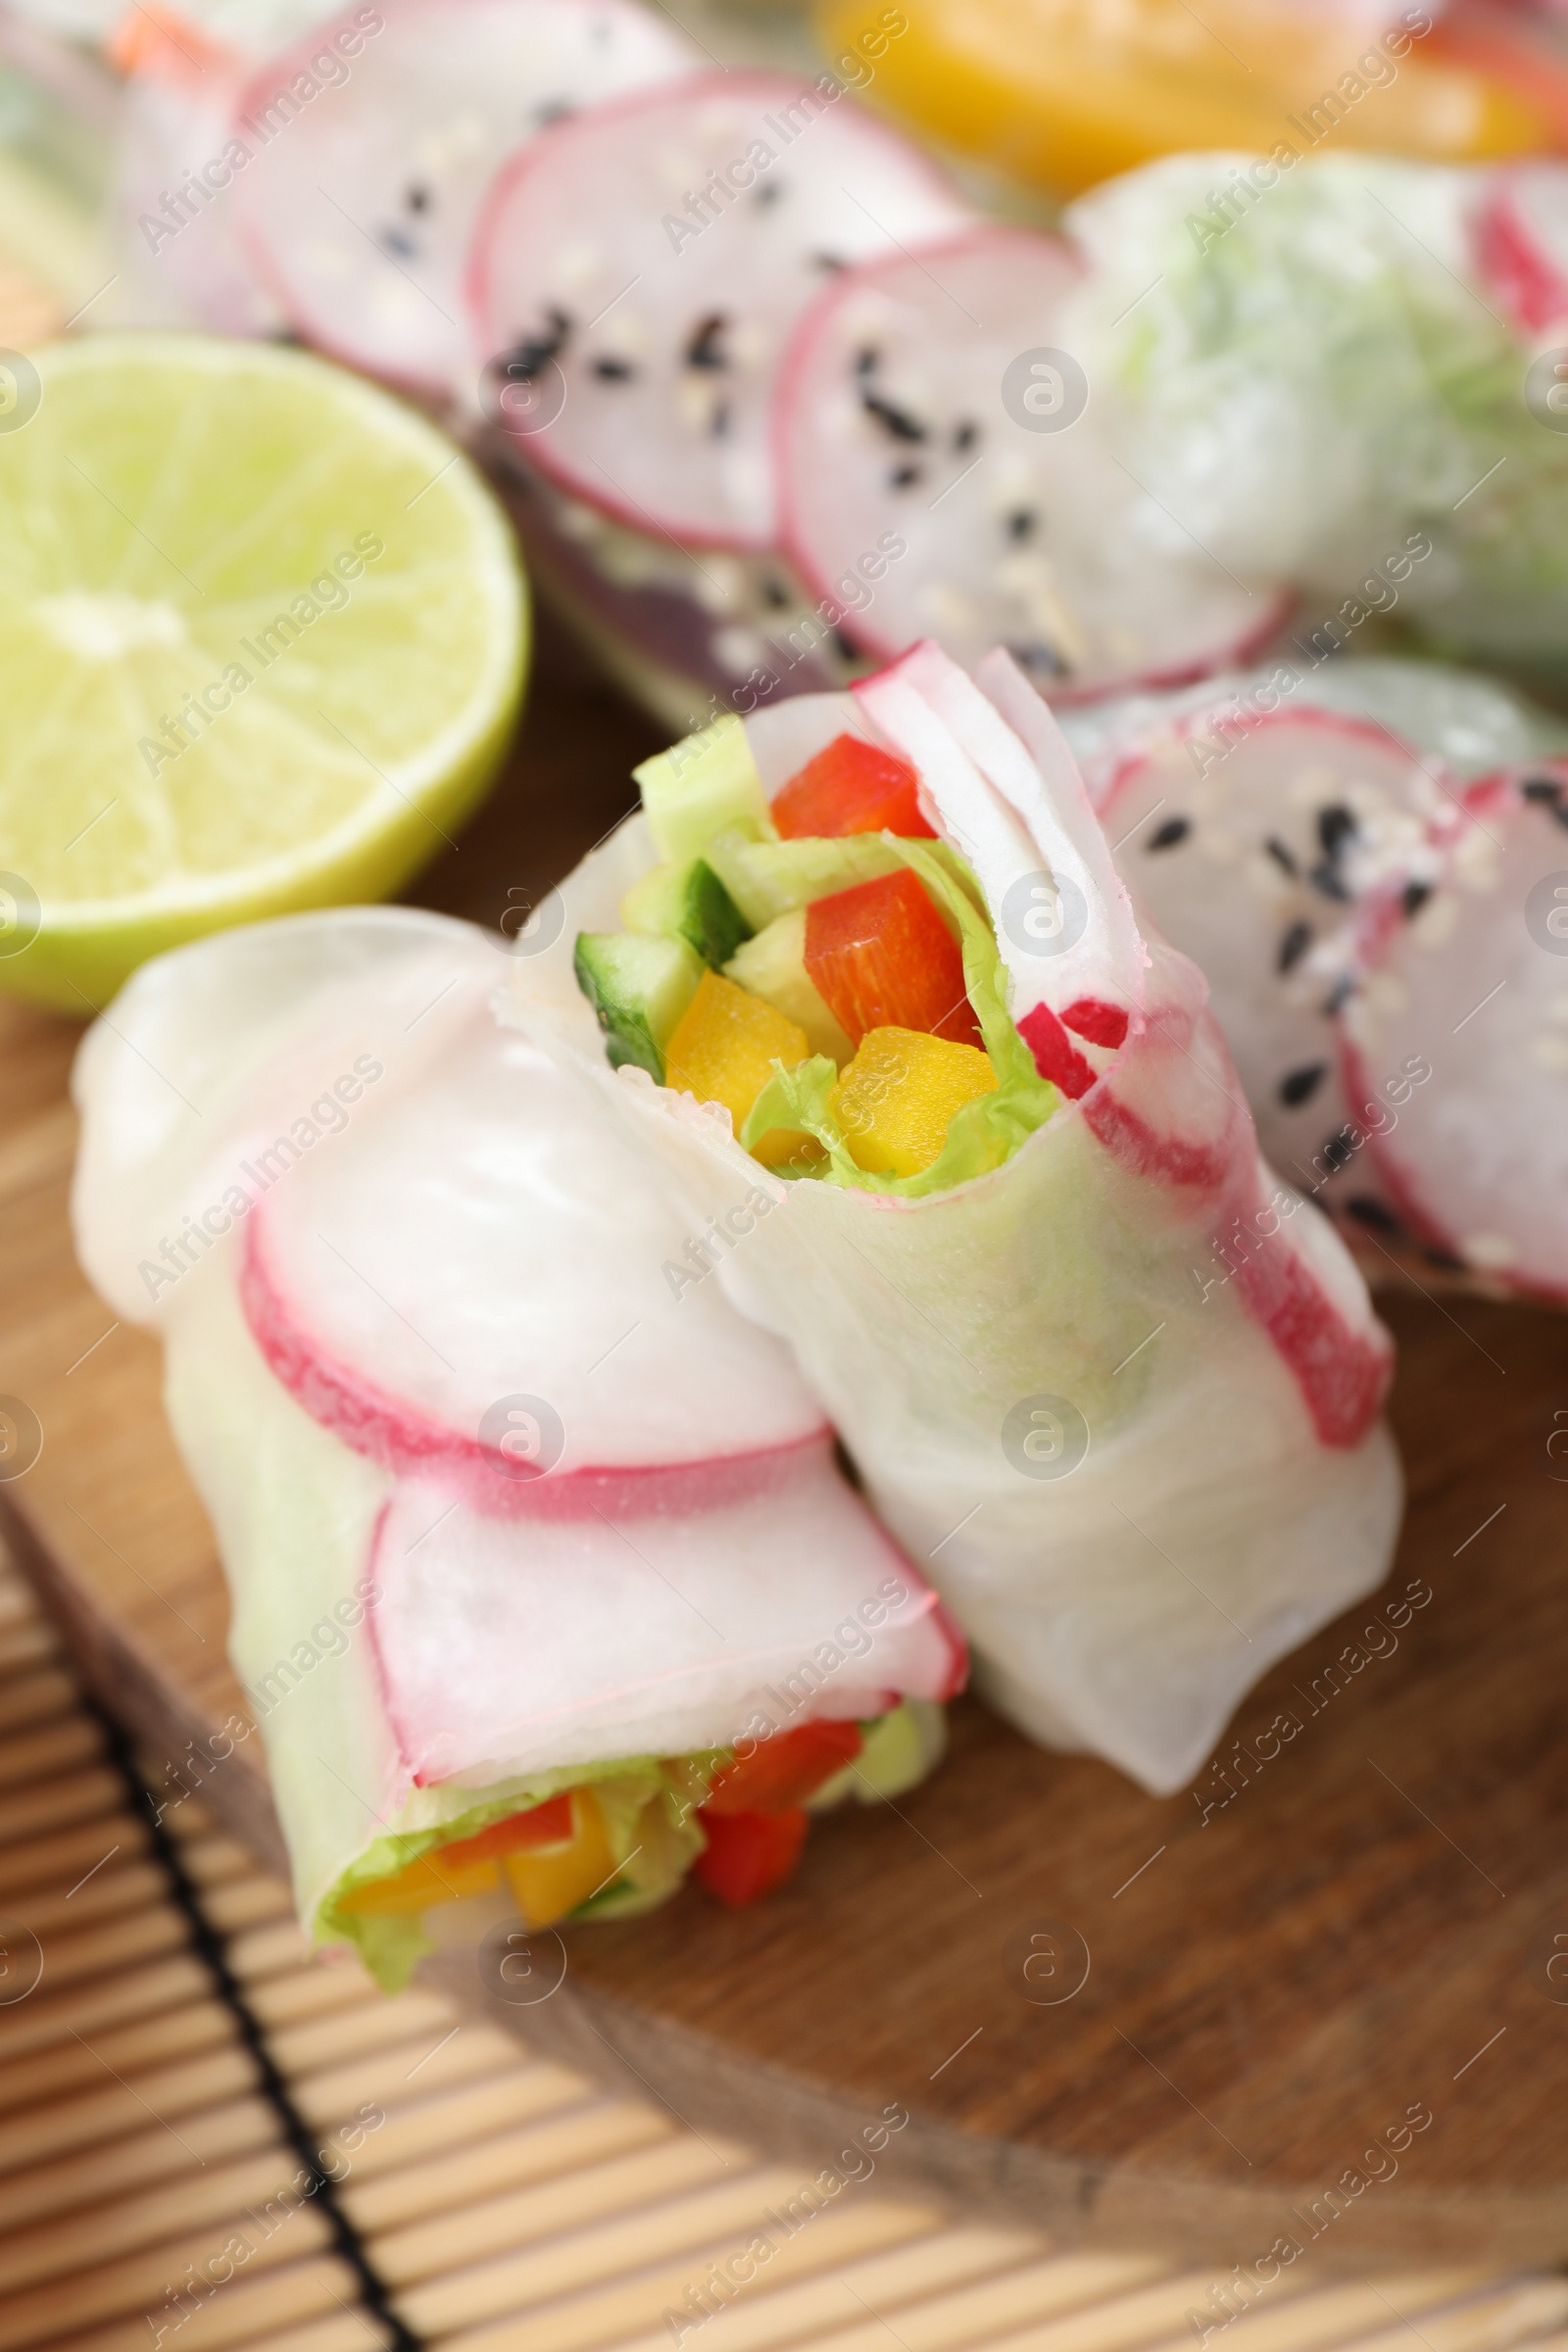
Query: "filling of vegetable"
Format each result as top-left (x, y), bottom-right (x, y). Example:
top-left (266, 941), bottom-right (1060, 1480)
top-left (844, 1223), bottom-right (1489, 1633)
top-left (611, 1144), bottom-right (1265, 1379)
top-left (576, 717), bottom-right (1059, 1193)
top-left (324, 1703), bottom-right (937, 1985)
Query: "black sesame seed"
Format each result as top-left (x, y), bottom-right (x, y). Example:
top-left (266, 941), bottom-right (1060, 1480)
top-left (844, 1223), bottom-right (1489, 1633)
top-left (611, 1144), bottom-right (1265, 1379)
top-left (1147, 815), bottom-right (1191, 852)
top-left (1006, 508), bottom-right (1037, 542)
top-left (1521, 775), bottom-right (1562, 804)
top-left (1317, 803), bottom-right (1357, 858)
top-left (1401, 878), bottom-right (1432, 919)
top-left (379, 226), bottom-right (416, 259)
top-left (861, 390), bottom-right (926, 443)
top-left (1321, 1126), bottom-right (1358, 1173)
top-left (889, 463), bottom-right (921, 489)
top-left (1321, 974), bottom-right (1357, 1016)
top-left (534, 97), bottom-right (573, 124)
top-left (856, 346), bottom-right (880, 377)
top-left (1308, 859), bottom-right (1350, 903)
top-left (405, 182), bottom-right (430, 214)
top-left (1008, 638), bottom-right (1066, 678)
top-left (591, 357), bottom-right (635, 381)
top-left (1279, 1062), bottom-right (1327, 1107)
top-left (753, 179), bottom-right (784, 206)
top-left (1346, 1195), bottom-right (1400, 1231)
top-left (810, 252), bottom-right (847, 272)
top-left (761, 577), bottom-right (793, 611)
top-left (1265, 835), bottom-right (1298, 878)
top-left (685, 314), bottom-right (729, 371)
top-left (504, 307), bottom-right (571, 380)
top-left (953, 419), bottom-right (978, 453)
top-left (830, 627), bottom-right (858, 661)
top-left (1277, 919), bottom-right (1312, 973)
top-left (1422, 1246), bottom-right (1466, 1272)
top-left (709, 398), bottom-right (731, 439)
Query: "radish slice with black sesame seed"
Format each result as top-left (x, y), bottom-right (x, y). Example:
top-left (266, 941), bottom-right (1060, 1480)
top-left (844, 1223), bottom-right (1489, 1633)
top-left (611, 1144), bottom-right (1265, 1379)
top-left (234, 0), bottom-right (700, 396)
top-left (775, 224), bottom-right (1291, 702)
top-left (1342, 770), bottom-right (1568, 1303)
top-left (1475, 162), bottom-right (1568, 337)
top-left (1096, 703), bottom-right (1464, 1232)
top-left (468, 70), bottom-right (970, 551)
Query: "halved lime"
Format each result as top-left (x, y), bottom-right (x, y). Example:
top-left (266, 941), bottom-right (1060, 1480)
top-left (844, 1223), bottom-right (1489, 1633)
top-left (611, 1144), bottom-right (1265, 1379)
top-left (0, 333), bottom-right (527, 1009)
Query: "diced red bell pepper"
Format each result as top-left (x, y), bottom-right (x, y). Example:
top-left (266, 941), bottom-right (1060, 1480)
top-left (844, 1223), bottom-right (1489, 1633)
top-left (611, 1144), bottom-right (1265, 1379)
top-left (705, 1719), bottom-right (863, 1816)
top-left (772, 734), bottom-right (936, 841)
top-left (436, 1792), bottom-right (575, 1870)
top-left (693, 1806), bottom-right (810, 1905)
top-left (806, 867), bottom-right (980, 1048)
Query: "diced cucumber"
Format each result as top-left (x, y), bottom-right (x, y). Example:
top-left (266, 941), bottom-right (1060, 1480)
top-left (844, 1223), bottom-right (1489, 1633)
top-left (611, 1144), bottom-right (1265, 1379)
top-left (704, 830), bottom-right (907, 929)
top-left (620, 860), bottom-right (688, 937)
top-left (633, 713), bottom-right (777, 864)
top-left (573, 930), bottom-right (702, 1081)
top-left (807, 1699), bottom-right (949, 1810)
top-left (621, 857), bottom-right (753, 969)
top-left (679, 860), bottom-right (753, 966)
top-left (725, 908), bottom-right (854, 1065)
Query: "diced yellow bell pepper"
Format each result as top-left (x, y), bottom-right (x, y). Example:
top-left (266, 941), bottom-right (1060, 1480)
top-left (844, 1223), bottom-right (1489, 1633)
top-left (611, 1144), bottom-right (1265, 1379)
top-left (338, 1847), bottom-right (501, 1917)
top-left (829, 1025), bottom-right (998, 1179)
top-left (662, 969), bottom-right (813, 1165)
top-left (504, 1788), bottom-right (618, 1928)
top-left (817, 0), bottom-right (1551, 198)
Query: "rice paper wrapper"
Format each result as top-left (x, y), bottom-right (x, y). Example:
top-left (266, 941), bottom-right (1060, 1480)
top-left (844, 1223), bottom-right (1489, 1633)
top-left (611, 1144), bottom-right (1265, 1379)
top-left (72, 907), bottom-right (959, 1975)
top-left (508, 691), bottom-right (1403, 1795)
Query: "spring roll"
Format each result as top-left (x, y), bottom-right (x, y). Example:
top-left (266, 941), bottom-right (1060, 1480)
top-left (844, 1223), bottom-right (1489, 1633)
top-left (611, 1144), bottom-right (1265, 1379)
top-left (71, 906), bottom-right (962, 1987)
top-left (516, 641), bottom-right (1403, 1794)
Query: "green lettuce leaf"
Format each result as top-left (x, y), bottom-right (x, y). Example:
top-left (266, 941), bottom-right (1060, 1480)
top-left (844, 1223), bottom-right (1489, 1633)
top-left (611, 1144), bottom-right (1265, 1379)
top-left (317, 1750), bottom-right (719, 1990)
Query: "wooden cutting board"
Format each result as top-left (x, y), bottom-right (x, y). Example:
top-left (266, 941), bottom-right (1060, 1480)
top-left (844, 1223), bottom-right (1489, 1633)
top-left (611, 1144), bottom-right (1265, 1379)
top-left (3, 615), bottom-right (1568, 2279)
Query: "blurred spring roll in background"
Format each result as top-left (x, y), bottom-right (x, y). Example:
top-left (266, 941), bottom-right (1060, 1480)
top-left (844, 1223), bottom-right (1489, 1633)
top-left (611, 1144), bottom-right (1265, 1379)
top-left (1057, 658), bottom-right (1568, 1299)
top-left (517, 643), bottom-right (1404, 1796)
top-left (70, 908), bottom-right (963, 1988)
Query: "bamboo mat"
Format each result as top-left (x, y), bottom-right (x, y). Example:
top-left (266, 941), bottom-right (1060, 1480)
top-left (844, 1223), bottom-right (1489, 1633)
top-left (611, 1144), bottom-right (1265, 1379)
top-left (1, 1550), bottom-right (1566, 2352)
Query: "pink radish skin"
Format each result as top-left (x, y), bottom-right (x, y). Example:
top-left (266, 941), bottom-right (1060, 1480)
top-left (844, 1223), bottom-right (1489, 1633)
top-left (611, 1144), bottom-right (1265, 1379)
top-left (467, 70), bottom-right (969, 551)
top-left (850, 644), bottom-right (1390, 1446)
top-left (241, 1207), bottom-right (835, 1517)
top-left (241, 993), bottom-right (829, 1484)
top-left (1475, 164), bottom-right (1568, 336)
top-left (775, 225), bottom-right (1292, 701)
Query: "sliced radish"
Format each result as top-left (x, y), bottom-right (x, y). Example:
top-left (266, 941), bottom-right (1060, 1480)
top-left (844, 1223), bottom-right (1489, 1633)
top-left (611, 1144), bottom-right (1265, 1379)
top-left (368, 1461), bottom-right (962, 1785)
top-left (71, 906), bottom-right (498, 1326)
top-left (1475, 162), bottom-right (1568, 336)
top-left (240, 995), bottom-right (828, 1495)
top-left (234, 0), bottom-right (698, 394)
top-left (1097, 703), bottom-right (1464, 1242)
top-left (1342, 769), bottom-right (1568, 1302)
top-left (775, 225), bottom-right (1290, 701)
top-left (468, 69), bottom-right (969, 550)
top-left (855, 641), bottom-right (1145, 1072)
top-left (840, 649), bottom-right (1387, 1438)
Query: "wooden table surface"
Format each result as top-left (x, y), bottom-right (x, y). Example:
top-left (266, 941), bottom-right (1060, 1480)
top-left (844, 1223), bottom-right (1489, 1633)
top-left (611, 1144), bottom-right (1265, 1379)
top-left (3, 613), bottom-right (1568, 2275)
